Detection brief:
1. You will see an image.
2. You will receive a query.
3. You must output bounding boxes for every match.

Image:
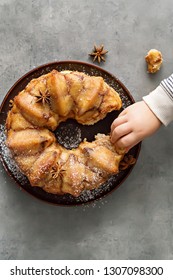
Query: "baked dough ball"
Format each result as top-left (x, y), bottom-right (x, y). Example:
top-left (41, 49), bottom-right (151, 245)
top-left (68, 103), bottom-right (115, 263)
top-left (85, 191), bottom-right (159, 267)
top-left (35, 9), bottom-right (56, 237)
top-left (6, 70), bottom-right (125, 197)
top-left (145, 49), bottom-right (163, 73)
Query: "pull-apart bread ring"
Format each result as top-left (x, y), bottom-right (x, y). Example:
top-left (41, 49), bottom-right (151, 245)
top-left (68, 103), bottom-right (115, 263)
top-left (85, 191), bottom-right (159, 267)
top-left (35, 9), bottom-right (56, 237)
top-left (5, 70), bottom-right (125, 197)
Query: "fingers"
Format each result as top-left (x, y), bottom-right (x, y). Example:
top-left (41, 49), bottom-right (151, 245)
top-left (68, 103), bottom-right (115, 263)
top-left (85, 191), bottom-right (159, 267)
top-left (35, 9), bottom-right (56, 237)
top-left (111, 115), bottom-right (127, 132)
top-left (115, 132), bottom-right (140, 149)
top-left (118, 109), bottom-right (127, 117)
top-left (111, 122), bottom-right (132, 143)
top-left (111, 108), bottom-right (140, 151)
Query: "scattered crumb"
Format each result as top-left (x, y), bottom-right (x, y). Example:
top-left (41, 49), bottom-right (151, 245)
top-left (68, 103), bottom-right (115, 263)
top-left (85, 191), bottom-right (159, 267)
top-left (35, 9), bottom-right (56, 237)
top-left (145, 49), bottom-right (163, 73)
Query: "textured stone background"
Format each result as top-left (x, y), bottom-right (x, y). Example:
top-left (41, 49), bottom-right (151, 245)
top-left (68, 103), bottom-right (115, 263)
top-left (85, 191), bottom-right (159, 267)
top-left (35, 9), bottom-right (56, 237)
top-left (0, 0), bottom-right (173, 260)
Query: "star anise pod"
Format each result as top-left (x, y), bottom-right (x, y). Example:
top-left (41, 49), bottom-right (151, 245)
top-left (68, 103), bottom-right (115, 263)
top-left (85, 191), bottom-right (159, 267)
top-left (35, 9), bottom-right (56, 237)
top-left (50, 163), bottom-right (65, 179)
top-left (35, 90), bottom-right (51, 105)
top-left (89, 44), bottom-right (108, 63)
top-left (50, 165), bottom-right (59, 179)
top-left (119, 155), bottom-right (136, 171)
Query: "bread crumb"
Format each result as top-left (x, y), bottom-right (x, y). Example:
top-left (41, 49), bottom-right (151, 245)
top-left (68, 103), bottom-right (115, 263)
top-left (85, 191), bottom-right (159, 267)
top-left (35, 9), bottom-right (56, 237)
top-left (145, 49), bottom-right (163, 73)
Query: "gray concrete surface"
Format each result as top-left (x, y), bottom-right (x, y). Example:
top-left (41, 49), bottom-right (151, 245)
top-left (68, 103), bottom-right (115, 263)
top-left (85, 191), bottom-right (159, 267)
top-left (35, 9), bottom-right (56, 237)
top-left (0, 0), bottom-right (173, 260)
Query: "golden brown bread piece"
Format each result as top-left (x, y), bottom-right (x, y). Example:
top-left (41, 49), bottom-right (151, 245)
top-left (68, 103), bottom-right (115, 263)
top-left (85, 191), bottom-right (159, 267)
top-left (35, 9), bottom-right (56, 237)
top-left (47, 71), bottom-right (73, 117)
top-left (6, 128), bottom-right (55, 155)
top-left (9, 70), bottom-right (122, 128)
top-left (6, 104), bottom-right (34, 131)
top-left (14, 90), bottom-right (59, 130)
top-left (145, 49), bottom-right (163, 73)
top-left (6, 70), bottom-right (125, 197)
top-left (28, 148), bottom-right (60, 186)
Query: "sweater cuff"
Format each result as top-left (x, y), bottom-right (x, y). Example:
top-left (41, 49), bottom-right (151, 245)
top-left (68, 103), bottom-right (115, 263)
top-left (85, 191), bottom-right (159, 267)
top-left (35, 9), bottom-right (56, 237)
top-left (143, 85), bottom-right (173, 126)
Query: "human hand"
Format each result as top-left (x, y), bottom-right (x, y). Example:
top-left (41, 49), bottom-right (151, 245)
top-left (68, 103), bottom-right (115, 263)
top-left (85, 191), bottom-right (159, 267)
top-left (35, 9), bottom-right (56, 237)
top-left (111, 101), bottom-right (162, 151)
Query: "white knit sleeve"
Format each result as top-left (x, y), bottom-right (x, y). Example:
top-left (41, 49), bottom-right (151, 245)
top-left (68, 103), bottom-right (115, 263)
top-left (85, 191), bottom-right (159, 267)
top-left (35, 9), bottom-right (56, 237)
top-left (143, 75), bottom-right (173, 126)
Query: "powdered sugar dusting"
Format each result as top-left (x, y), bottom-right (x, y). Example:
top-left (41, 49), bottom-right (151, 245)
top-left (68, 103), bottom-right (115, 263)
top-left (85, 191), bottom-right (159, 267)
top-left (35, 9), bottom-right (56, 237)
top-left (55, 123), bottom-right (82, 149)
top-left (75, 174), bottom-right (120, 204)
top-left (0, 124), bottom-right (28, 186)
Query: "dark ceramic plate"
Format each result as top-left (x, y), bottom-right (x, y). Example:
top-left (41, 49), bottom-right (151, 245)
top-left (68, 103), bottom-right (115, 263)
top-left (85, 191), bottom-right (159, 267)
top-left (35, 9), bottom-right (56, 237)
top-left (0, 61), bottom-right (141, 206)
